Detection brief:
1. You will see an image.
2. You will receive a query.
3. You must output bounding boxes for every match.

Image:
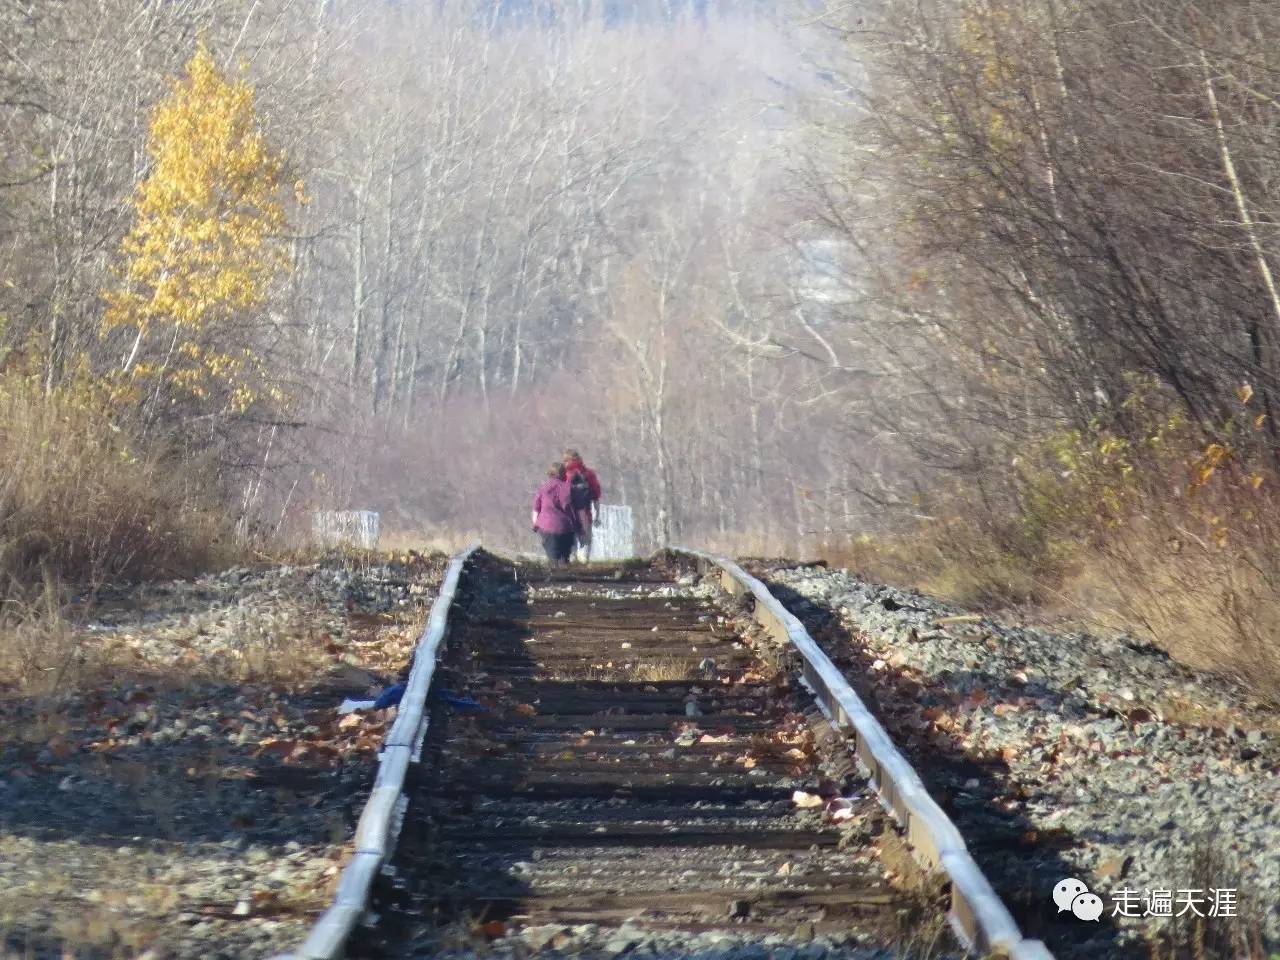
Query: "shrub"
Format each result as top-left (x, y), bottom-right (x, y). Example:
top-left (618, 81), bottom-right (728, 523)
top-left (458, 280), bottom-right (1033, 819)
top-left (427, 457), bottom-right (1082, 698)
top-left (0, 369), bottom-right (233, 597)
top-left (841, 382), bottom-right (1280, 698)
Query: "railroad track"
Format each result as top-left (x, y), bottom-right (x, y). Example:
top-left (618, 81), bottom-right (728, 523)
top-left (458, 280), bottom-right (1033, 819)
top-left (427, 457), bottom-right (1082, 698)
top-left (283, 550), bottom-right (1052, 960)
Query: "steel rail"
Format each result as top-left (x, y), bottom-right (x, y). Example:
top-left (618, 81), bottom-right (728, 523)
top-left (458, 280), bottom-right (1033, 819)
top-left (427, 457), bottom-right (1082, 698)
top-left (677, 548), bottom-right (1055, 960)
top-left (273, 544), bottom-right (479, 960)
top-left (278, 545), bottom-right (1050, 959)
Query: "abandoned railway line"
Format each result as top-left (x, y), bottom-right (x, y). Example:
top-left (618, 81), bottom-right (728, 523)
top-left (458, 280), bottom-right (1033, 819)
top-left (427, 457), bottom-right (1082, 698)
top-left (283, 550), bottom-right (1054, 960)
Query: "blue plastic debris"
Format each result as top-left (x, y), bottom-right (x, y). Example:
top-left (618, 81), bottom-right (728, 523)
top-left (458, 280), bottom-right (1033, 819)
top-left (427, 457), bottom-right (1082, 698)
top-left (436, 690), bottom-right (488, 713)
top-left (372, 683), bottom-right (406, 710)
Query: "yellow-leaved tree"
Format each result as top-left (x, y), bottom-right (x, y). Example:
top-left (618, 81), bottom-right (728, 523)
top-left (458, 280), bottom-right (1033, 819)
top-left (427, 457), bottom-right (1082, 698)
top-left (104, 44), bottom-right (295, 424)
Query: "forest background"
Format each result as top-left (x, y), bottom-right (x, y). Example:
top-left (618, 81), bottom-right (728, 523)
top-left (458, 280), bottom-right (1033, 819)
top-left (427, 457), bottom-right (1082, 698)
top-left (4, 0), bottom-right (1280, 691)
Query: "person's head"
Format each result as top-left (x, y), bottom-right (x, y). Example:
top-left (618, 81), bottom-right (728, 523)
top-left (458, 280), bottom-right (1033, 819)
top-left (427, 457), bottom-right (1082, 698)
top-left (563, 448), bottom-right (582, 464)
top-left (547, 461), bottom-right (566, 480)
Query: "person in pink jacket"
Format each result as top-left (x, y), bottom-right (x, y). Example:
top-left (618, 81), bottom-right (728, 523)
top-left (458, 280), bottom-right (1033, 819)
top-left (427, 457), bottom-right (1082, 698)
top-left (531, 462), bottom-right (577, 565)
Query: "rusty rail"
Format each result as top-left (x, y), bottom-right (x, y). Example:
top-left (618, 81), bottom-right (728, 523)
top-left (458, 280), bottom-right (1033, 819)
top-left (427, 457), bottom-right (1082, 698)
top-left (678, 548), bottom-right (1055, 960)
top-left (274, 544), bottom-right (479, 960)
top-left (279, 545), bottom-right (1052, 959)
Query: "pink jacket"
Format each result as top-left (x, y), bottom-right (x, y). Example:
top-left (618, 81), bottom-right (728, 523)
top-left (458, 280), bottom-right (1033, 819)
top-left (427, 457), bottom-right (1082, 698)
top-left (532, 478), bottom-right (576, 534)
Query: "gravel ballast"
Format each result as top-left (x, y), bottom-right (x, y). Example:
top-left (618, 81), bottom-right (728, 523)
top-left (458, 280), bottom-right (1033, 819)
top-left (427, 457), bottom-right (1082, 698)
top-left (758, 563), bottom-right (1280, 959)
top-left (0, 555), bottom-right (446, 960)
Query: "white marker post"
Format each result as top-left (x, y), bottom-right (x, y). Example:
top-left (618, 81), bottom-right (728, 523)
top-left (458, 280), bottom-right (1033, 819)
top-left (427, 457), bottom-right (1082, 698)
top-left (592, 504), bottom-right (634, 560)
top-left (312, 510), bottom-right (381, 550)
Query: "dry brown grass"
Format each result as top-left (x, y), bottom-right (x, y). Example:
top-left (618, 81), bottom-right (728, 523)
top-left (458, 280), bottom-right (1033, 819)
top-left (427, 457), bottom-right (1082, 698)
top-left (629, 657), bottom-right (699, 682)
top-left (0, 576), bottom-right (91, 695)
top-left (0, 371), bottom-right (239, 693)
top-left (1144, 845), bottom-right (1271, 960)
top-left (829, 475), bottom-right (1280, 703)
top-left (552, 655), bottom-right (703, 683)
top-left (825, 523), bottom-right (1061, 609)
top-left (1, 870), bottom-right (164, 960)
top-left (0, 372), bottom-right (234, 592)
top-left (839, 527), bottom-right (1280, 703)
top-left (0, 588), bottom-right (334, 697)
top-left (379, 527), bottom-right (479, 556)
top-left (1062, 517), bottom-right (1280, 702)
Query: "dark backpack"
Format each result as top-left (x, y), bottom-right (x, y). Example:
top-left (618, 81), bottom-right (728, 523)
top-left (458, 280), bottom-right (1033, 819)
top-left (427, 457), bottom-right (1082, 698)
top-left (570, 472), bottom-right (592, 510)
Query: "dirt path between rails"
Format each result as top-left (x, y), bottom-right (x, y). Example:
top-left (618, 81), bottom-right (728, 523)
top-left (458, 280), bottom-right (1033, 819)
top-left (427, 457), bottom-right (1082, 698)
top-left (353, 553), bottom-right (960, 960)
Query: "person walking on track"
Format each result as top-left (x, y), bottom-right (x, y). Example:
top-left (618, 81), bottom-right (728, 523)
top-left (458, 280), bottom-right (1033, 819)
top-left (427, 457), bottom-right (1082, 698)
top-left (563, 448), bottom-right (602, 562)
top-left (532, 461), bottom-right (577, 566)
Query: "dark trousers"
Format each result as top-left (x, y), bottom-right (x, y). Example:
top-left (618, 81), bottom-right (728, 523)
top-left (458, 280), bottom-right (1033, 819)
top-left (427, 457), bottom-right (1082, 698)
top-left (540, 531), bottom-right (574, 562)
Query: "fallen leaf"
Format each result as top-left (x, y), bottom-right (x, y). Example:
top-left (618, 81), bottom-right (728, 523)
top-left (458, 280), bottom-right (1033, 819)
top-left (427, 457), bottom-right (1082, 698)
top-left (252, 889), bottom-right (281, 909)
top-left (257, 738), bottom-right (299, 757)
top-left (309, 744), bottom-right (342, 765)
top-left (792, 790), bottom-right (823, 809)
top-left (831, 807), bottom-right (859, 823)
